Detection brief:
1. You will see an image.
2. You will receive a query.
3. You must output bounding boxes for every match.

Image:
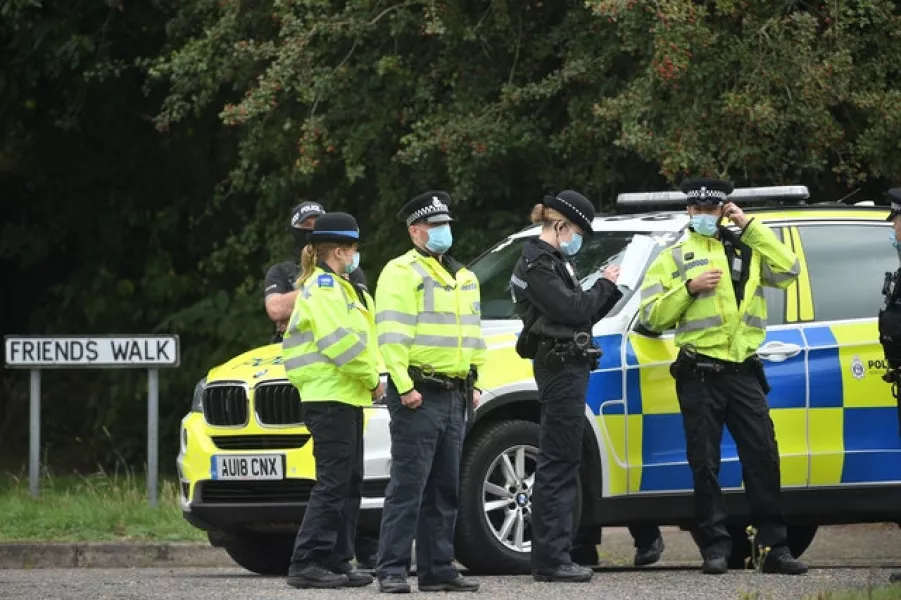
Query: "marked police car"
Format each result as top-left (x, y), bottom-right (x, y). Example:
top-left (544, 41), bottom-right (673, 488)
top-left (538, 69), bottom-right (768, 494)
top-left (178, 185), bottom-right (901, 575)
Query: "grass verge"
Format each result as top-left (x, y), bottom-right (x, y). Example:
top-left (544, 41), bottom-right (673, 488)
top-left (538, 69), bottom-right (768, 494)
top-left (0, 471), bottom-right (206, 543)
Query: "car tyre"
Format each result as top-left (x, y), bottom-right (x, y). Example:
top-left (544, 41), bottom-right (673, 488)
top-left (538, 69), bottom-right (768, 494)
top-left (221, 531), bottom-right (295, 576)
top-left (454, 419), bottom-right (582, 575)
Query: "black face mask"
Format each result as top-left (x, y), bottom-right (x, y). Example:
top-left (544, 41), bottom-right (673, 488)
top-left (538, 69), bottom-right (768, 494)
top-left (291, 228), bottom-right (312, 259)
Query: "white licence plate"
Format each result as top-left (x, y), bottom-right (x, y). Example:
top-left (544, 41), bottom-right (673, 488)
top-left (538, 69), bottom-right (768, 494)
top-left (210, 454), bottom-right (285, 481)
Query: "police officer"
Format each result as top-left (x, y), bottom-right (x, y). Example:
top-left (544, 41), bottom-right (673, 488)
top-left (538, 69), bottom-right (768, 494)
top-left (877, 188), bottom-right (901, 585)
top-left (571, 524), bottom-right (665, 568)
top-left (264, 201), bottom-right (370, 343)
top-left (263, 201), bottom-right (380, 569)
top-left (374, 191), bottom-right (484, 594)
top-left (638, 178), bottom-right (807, 575)
top-left (510, 191), bottom-right (623, 583)
top-left (282, 212), bottom-right (386, 589)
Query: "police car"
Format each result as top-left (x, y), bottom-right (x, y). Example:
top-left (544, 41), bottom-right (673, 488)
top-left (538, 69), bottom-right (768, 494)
top-left (177, 185), bottom-right (901, 575)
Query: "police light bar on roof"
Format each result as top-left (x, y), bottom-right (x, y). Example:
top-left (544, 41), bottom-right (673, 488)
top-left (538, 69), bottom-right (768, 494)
top-left (616, 185), bottom-right (810, 210)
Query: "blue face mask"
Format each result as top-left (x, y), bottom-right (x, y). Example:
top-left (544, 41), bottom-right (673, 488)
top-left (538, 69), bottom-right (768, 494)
top-left (559, 231), bottom-right (583, 256)
top-left (690, 214), bottom-right (720, 237)
top-left (346, 251), bottom-right (360, 274)
top-left (892, 234), bottom-right (901, 250)
top-left (425, 224), bottom-right (453, 254)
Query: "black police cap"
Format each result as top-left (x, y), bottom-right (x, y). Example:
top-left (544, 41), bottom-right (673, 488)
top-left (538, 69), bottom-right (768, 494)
top-left (886, 188), bottom-right (901, 222)
top-left (397, 191), bottom-right (454, 227)
top-left (309, 212), bottom-right (361, 244)
top-left (291, 201), bottom-right (326, 227)
top-left (680, 178), bottom-right (734, 206)
top-left (543, 190), bottom-right (596, 236)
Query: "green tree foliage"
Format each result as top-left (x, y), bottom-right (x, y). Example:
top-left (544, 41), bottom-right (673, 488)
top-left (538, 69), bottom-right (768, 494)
top-left (2, 0), bottom-right (900, 472)
top-left (587, 0), bottom-right (901, 185)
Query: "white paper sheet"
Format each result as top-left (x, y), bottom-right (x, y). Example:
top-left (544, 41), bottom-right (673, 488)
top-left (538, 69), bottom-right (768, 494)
top-left (611, 234), bottom-right (657, 291)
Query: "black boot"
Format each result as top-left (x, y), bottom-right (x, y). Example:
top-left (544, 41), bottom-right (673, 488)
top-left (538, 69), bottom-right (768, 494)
top-left (287, 563), bottom-right (349, 589)
top-left (330, 562), bottom-right (374, 587)
top-left (634, 536), bottom-right (665, 567)
top-left (418, 575), bottom-right (480, 592)
top-left (378, 574), bottom-right (412, 594)
top-left (701, 555), bottom-right (729, 575)
top-left (532, 563), bottom-right (594, 583)
top-left (761, 546), bottom-right (808, 575)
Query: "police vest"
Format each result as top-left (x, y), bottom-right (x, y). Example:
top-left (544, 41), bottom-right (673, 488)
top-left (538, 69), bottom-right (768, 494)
top-left (281, 267), bottom-right (381, 406)
top-left (375, 249), bottom-right (487, 394)
top-left (639, 220), bottom-right (800, 363)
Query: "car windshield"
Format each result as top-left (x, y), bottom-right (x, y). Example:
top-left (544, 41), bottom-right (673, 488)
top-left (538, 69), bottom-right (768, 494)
top-left (469, 230), bottom-right (680, 320)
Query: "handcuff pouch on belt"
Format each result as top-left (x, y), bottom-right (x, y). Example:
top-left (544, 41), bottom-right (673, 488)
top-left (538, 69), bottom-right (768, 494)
top-left (539, 332), bottom-right (602, 370)
top-left (669, 344), bottom-right (771, 395)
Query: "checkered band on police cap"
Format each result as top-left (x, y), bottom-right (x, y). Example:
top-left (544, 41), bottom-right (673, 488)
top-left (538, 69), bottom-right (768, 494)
top-left (543, 190), bottom-right (596, 235)
top-left (679, 178), bottom-right (734, 206)
top-left (397, 191), bottom-right (454, 226)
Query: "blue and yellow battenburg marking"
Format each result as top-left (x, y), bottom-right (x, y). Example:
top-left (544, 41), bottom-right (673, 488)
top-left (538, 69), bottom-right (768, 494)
top-left (481, 320), bottom-right (901, 499)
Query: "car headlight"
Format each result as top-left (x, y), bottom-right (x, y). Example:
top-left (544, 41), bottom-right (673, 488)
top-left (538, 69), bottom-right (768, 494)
top-left (191, 376), bottom-right (207, 413)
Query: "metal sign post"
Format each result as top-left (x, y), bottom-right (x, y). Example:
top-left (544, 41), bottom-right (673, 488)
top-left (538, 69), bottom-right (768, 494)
top-left (4, 335), bottom-right (180, 507)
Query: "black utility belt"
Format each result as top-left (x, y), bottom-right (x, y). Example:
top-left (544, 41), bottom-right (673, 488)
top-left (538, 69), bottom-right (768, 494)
top-left (537, 333), bottom-right (600, 356)
top-left (408, 365), bottom-right (467, 391)
top-left (671, 344), bottom-right (760, 376)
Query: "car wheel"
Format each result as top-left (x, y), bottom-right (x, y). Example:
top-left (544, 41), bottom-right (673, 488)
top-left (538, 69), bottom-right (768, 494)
top-left (220, 531), bottom-right (295, 576)
top-left (454, 419), bottom-right (582, 575)
top-left (690, 524), bottom-right (819, 570)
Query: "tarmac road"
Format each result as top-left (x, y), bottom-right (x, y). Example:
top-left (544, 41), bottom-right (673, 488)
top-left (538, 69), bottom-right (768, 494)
top-left (2, 524), bottom-right (900, 600)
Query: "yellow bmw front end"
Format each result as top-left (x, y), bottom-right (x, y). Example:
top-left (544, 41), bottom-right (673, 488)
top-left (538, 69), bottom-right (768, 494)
top-left (177, 343), bottom-right (392, 575)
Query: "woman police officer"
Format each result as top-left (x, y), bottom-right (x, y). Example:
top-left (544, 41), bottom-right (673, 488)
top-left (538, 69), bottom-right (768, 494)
top-left (509, 191), bottom-right (622, 583)
top-left (281, 212), bottom-right (386, 589)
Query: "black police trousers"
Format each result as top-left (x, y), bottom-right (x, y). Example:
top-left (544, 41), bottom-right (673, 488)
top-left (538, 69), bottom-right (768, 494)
top-left (376, 381), bottom-right (465, 584)
top-left (291, 401), bottom-right (364, 569)
top-left (531, 350), bottom-right (591, 570)
top-left (675, 364), bottom-right (788, 559)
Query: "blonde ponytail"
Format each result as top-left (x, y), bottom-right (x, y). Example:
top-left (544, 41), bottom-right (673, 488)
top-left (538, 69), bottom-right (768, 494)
top-left (296, 244), bottom-right (318, 288)
top-left (529, 204), bottom-right (567, 229)
top-left (295, 242), bottom-right (348, 289)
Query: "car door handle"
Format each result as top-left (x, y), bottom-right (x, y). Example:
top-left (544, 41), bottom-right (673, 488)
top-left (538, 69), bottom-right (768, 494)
top-left (757, 341), bottom-right (802, 362)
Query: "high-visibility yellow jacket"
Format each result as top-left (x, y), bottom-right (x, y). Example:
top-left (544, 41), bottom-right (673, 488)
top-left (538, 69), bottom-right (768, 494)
top-left (282, 266), bottom-right (381, 406)
top-left (375, 249), bottom-right (487, 395)
top-left (639, 219), bottom-right (800, 363)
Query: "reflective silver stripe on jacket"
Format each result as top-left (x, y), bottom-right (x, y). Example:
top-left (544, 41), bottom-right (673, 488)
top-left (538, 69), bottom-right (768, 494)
top-left (676, 315), bottom-right (723, 334)
top-left (409, 334), bottom-right (484, 349)
top-left (284, 354), bottom-right (328, 370)
top-left (379, 332), bottom-right (414, 346)
top-left (376, 310), bottom-right (417, 326)
top-left (671, 247), bottom-right (685, 280)
top-left (283, 330), bottom-right (314, 350)
top-left (285, 327), bottom-right (368, 368)
top-left (641, 283), bottom-right (665, 300)
top-left (742, 313), bottom-right (766, 329)
top-left (761, 259), bottom-right (800, 285)
top-left (410, 262), bottom-right (436, 312)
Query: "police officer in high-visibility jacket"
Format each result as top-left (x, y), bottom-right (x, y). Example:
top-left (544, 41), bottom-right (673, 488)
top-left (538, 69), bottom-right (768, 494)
top-left (638, 178), bottom-right (807, 576)
top-left (282, 212), bottom-right (386, 590)
top-left (374, 191), bottom-right (484, 594)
